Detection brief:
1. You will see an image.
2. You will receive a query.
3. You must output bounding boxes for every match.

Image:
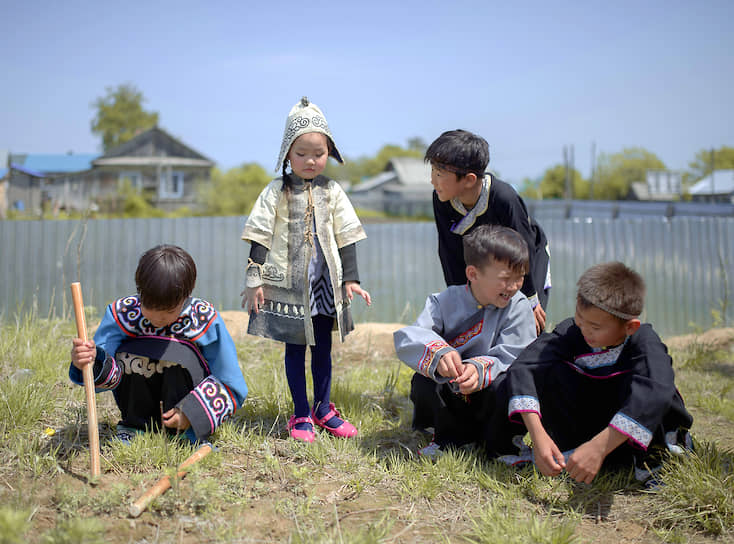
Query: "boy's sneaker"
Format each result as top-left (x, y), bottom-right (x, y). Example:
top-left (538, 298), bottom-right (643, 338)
top-left (418, 440), bottom-right (444, 459)
top-left (114, 425), bottom-right (138, 445)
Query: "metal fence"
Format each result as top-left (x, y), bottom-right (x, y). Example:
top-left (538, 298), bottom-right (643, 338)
top-left (1, 216), bottom-right (732, 339)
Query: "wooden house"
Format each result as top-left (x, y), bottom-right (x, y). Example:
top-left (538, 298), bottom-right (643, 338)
top-left (90, 126), bottom-right (214, 212)
top-left (349, 157), bottom-right (434, 216)
top-left (3, 127), bottom-right (214, 215)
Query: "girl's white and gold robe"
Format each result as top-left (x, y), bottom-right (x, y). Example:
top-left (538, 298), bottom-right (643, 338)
top-left (241, 174), bottom-right (366, 345)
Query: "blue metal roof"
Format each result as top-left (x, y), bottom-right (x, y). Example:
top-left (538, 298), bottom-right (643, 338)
top-left (12, 153), bottom-right (98, 174)
top-left (10, 163), bottom-right (47, 177)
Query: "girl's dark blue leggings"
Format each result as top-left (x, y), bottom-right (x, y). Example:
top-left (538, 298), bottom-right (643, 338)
top-left (284, 314), bottom-right (334, 417)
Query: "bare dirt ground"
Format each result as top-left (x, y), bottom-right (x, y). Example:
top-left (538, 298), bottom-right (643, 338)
top-left (222, 311), bottom-right (734, 361)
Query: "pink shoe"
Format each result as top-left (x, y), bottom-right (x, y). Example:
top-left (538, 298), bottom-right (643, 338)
top-left (311, 403), bottom-right (358, 438)
top-left (287, 415), bottom-right (315, 443)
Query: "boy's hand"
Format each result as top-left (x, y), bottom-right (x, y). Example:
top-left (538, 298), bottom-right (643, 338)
top-left (345, 281), bottom-right (371, 306)
top-left (566, 440), bottom-right (605, 484)
top-left (521, 412), bottom-right (565, 477)
top-left (240, 286), bottom-right (264, 313)
top-left (566, 427), bottom-right (627, 484)
top-left (437, 350), bottom-right (462, 380)
top-left (532, 432), bottom-right (566, 477)
top-left (533, 305), bottom-right (546, 335)
top-left (162, 407), bottom-right (191, 432)
top-left (71, 338), bottom-right (96, 370)
top-left (454, 363), bottom-right (479, 394)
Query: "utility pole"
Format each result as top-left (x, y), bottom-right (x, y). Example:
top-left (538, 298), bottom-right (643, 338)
top-left (563, 145), bottom-right (571, 200)
top-left (710, 148), bottom-right (715, 202)
top-left (569, 144), bottom-right (575, 200)
top-left (590, 141), bottom-right (596, 200)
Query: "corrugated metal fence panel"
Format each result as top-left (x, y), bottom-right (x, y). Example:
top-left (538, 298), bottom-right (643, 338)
top-left (540, 218), bottom-right (734, 336)
top-left (1, 217), bottom-right (732, 338)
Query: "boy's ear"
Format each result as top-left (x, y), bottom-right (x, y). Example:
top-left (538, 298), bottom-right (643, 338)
top-left (465, 264), bottom-right (479, 282)
top-left (462, 172), bottom-right (478, 185)
top-left (624, 318), bottom-right (641, 336)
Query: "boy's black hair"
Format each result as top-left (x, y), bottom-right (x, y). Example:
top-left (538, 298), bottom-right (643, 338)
top-left (463, 225), bottom-right (529, 275)
top-left (135, 245), bottom-right (196, 310)
top-left (424, 129), bottom-right (489, 179)
top-left (576, 262), bottom-right (645, 321)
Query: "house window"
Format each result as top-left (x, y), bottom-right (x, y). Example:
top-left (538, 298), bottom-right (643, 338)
top-left (118, 171), bottom-right (142, 190)
top-left (159, 170), bottom-right (184, 199)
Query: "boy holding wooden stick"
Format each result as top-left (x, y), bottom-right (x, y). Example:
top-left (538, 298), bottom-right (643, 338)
top-left (69, 245), bottom-right (248, 444)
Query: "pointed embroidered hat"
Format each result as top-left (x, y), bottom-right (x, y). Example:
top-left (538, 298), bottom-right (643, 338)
top-left (275, 96), bottom-right (343, 172)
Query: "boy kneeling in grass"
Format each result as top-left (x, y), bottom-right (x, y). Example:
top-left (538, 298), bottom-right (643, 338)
top-left (394, 225), bottom-right (537, 457)
top-left (69, 245), bottom-right (248, 445)
top-left (491, 262), bottom-right (693, 484)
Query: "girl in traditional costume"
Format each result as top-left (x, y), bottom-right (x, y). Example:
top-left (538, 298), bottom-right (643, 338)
top-left (241, 97), bottom-right (371, 442)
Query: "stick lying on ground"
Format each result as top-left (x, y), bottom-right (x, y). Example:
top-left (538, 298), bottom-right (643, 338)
top-left (129, 443), bottom-right (213, 518)
top-left (70, 282), bottom-right (101, 479)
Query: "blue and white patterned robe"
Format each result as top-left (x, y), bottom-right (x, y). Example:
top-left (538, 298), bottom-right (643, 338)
top-left (69, 295), bottom-right (248, 441)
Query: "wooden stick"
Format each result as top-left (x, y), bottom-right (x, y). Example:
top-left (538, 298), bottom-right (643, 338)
top-left (70, 282), bottom-right (101, 479)
top-left (129, 443), bottom-right (213, 518)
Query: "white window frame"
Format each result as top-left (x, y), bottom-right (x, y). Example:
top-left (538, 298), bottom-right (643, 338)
top-left (158, 170), bottom-right (185, 199)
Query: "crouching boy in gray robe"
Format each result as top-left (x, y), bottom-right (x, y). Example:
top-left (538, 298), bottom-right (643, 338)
top-left (394, 225), bottom-right (536, 457)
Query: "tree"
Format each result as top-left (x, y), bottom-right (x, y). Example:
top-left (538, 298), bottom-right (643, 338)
top-left (593, 148), bottom-right (665, 200)
top-left (535, 164), bottom-right (587, 199)
top-left (91, 84), bottom-right (159, 151)
top-left (685, 146), bottom-right (734, 185)
top-left (198, 163), bottom-right (270, 216)
top-left (325, 140), bottom-right (424, 184)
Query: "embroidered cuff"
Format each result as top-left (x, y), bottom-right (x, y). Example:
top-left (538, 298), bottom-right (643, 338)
top-left (609, 412), bottom-right (652, 449)
top-left (94, 353), bottom-right (122, 391)
top-left (508, 395), bottom-right (540, 422)
top-left (420, 341), bottom-right (453, 382)
top-left (245, 260), bottom-right (264, 288)
top-left (466, 356), bottom-right (495, 390)
top-left (178, 375), bottom-right (237, 440)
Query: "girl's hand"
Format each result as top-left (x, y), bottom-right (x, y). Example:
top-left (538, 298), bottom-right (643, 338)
top-left (345, 281), bottom-right (371, 306)
top-left (71, 338), bottom-right (96, 370)
top-left (162, 407), bottom-right (191, 432)
top-left (240, 286), bottom-right (264, 313)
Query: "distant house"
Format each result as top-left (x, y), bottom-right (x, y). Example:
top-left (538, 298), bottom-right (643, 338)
top-left (6, 152), bottom-right (97, 213)
top-left (350, 157), bottom-right (433, 216)
top-left (91, 127), bottom-right (214, 212)
top-left (689, 170), bottom-right (734, 203)
top-left (627, 170), bottom-right (682, 201)
top-left (3, 127), bottom-right (214, 215)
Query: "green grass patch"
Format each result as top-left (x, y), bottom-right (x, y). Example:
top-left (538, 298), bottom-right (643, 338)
top-left (0, 313), bottom-right (732, 543)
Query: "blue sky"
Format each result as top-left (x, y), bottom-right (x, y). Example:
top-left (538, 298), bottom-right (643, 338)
top-left (1, 0), bottom-right (732, 185)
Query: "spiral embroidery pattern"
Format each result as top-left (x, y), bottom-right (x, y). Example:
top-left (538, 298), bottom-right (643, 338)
top-left (114, 296), bottom-right (216, 341)
top-left (191, 376), bottom-right (235, 434)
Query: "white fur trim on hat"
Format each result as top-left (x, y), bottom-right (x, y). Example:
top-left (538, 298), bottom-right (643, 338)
top-left (275, 96), bottom-right (343, 172)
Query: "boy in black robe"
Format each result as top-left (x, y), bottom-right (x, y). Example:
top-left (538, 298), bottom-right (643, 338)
top-left (490, 262), bottom-right (692, 484)
top-left (426, 129), bottom-right (550, 335)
